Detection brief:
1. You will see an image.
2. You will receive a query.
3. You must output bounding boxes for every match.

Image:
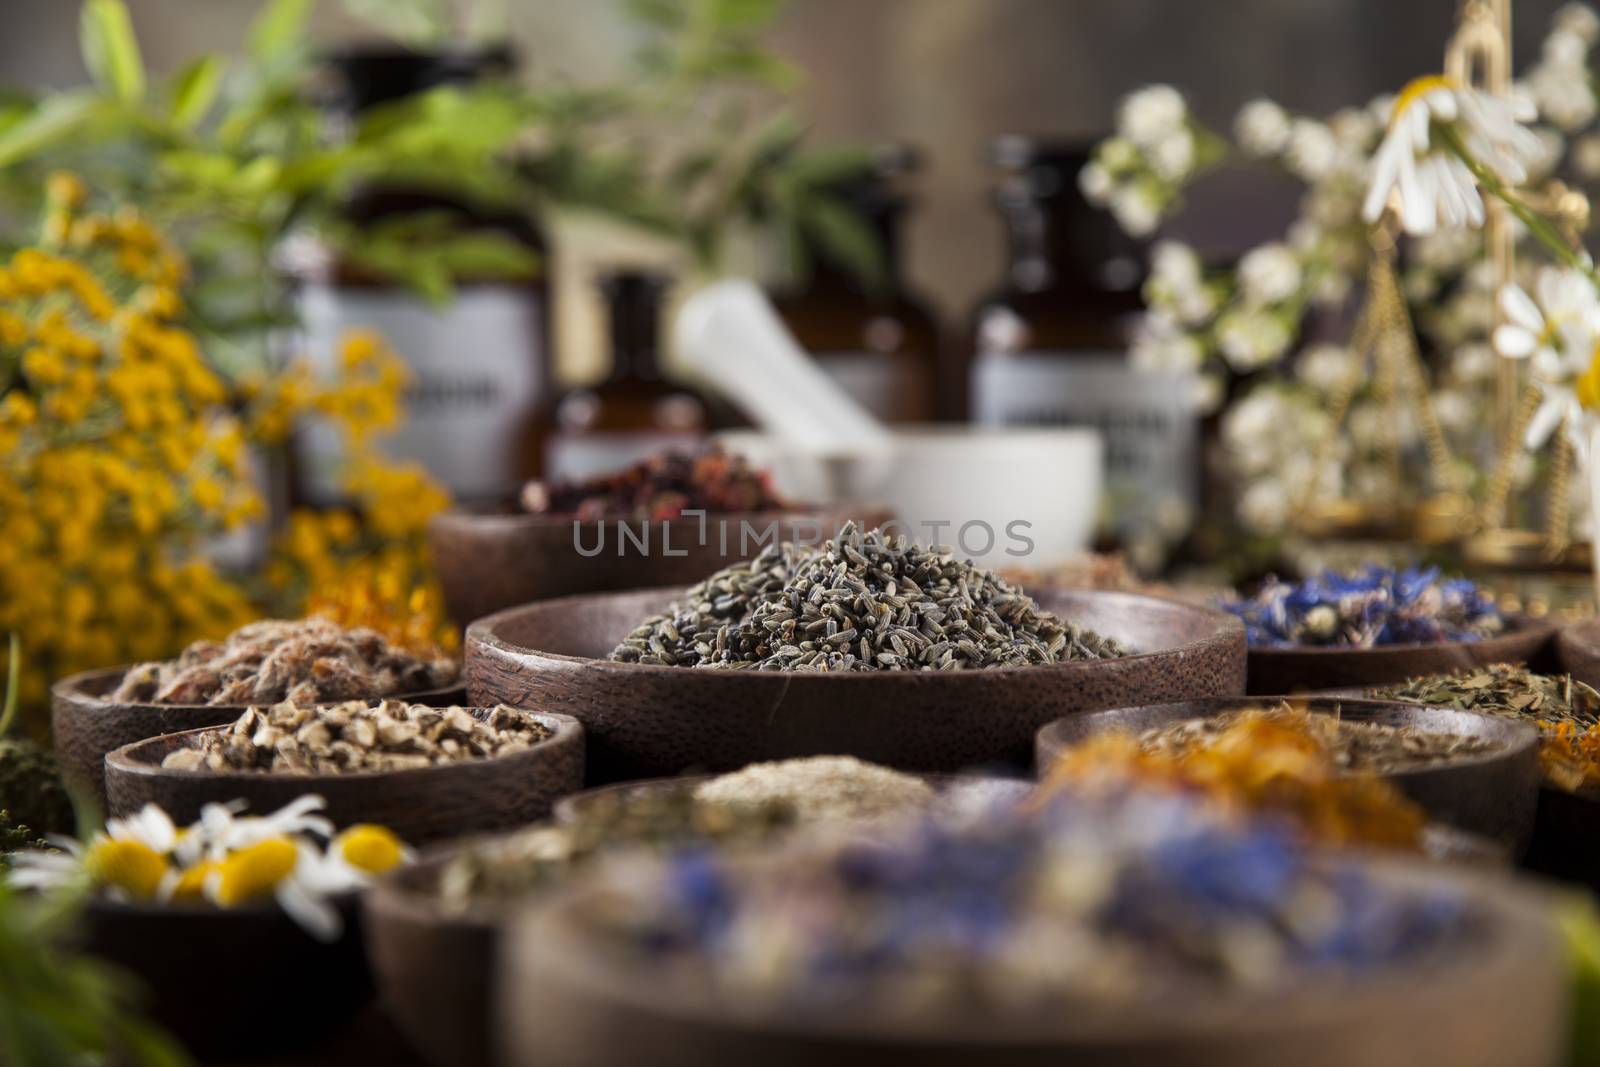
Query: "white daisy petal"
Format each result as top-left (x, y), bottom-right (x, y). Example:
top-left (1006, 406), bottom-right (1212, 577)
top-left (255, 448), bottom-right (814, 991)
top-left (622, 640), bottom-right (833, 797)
top-left (1500, 284), bottom-right (1546, 333)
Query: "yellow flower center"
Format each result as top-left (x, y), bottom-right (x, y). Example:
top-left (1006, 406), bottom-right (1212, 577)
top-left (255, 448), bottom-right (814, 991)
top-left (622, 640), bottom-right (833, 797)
top-left (1579, 343), bottom-right (1600, 411)
top-left (213, 837), bottom-right (299, 906)
top-left (84, 839), bottom-right (168, 900)
top-left (169, 861), bottom-right (219, 903)
top-left (1391, 74), bottom-right (1459, 126)
top-left (336, 825), bottom-right (407, 875)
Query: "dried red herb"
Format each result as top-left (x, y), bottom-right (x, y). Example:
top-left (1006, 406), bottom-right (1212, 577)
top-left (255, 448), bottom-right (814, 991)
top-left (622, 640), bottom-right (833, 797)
top-left (522, 447), bottom-right (788, 521)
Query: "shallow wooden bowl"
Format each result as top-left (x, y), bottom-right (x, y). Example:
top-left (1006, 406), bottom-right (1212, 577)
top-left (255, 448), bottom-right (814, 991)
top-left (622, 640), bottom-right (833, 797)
top-left (465, 588), bottom-right (1246, 783)
top-left (1243, 616), bottom-right (1559, 695)
top-left (50, 666), bottom-right (466, 809)
top-left (1034, 697), bottom-right (1541, 852)
top-left (365, 848), bottom-right (502, 1067)
top-left (429, 506), bottom-right (893, 626)
top-left (80, 893), bottom-right (369, 1060)
top-left (1557, 616), bottom-right (1600, 687)
top-left (496, 855), bottom-right (1565, 1067)
top-left (101, 709), bottom-right (584, 846)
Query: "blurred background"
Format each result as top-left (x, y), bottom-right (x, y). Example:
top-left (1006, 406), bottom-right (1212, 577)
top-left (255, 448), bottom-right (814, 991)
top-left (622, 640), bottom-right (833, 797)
top-left (0, 0), bottom-right (1574, 349)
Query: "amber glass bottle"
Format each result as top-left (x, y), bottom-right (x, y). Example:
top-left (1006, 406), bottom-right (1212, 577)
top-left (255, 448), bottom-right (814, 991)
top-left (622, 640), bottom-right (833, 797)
top-left (769, 145), bottom-right (939, 423)
top-left (543, 270), bottom-right (710, 481)
top-left (968, 136), bottom-right (1197, 539)
top-left (290, 45), bottom-right (554, 509)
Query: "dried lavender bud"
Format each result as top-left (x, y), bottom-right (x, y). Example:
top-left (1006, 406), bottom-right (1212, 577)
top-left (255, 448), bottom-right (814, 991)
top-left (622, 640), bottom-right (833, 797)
top-left (162, 699), bottom-right (551, 775)
top-left (112, 618), bottom-right (459, 706)
top-left (1221, 566), bottom-right (1502, 649)
top-left (612, 523), bottom-right (1126, 671)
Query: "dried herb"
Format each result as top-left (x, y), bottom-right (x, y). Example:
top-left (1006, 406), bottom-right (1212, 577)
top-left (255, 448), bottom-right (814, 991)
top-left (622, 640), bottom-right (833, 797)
top-left (1136, 702), bottom-right (1502, 774)
top-left (1373, 664), bottom-right (1600, 792)
top-left (613, 523), bottom-right (1126, 671)
top-left (1040, 706), bottom-right (1429, 851)
top-left (161, 700), bottom-right (549, 775)
top-left (1221, 566), bottom-right (1502, 648)
top-left (111, 618), bottom-right (459, 706)
top-left (522, 446), bottom-right (788, 521)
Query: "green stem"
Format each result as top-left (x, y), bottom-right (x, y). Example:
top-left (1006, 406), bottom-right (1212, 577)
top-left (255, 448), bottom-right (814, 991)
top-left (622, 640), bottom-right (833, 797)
top-left (1437, 123), bottom-right (1600, 289)
top-left (0, 634), bottom-right (19, 740)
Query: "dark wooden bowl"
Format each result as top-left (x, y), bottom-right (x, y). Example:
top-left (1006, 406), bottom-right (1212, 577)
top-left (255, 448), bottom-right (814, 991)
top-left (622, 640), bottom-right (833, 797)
top-left (79, 893), bottom-right (369, 1060)
top-left (429, 506), bottom-right (894, 626)
top-left (1557, 616), bottom-right (1600, 687)
top-left (365, 848), bottom-right (502, 1067)
top-left (102, 709), bottom-right (584, 846)
top-left (1034, 697), bottom-right (1541, 852)
top-left (496, 856), bottom-right (1565, 1067)
top-left (1523, 786), bottom-right (1600, 891)
top-left (1243, 616), bottom-right (1559, 695)
top-left (465, 588), bottom-right (1246, 783)
top-left (50, 666), bottom-right (466, 809)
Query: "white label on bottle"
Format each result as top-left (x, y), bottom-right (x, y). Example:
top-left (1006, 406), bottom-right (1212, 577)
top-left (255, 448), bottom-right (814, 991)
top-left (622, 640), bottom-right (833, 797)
top-left (815, 353), bottom-right (909, 423)
top-left (972, 353), bottom-right (1198, 525)
top-left (544, 433), bottom-right (703, 483)
top-left (294, 284), bottom-right (544, 503)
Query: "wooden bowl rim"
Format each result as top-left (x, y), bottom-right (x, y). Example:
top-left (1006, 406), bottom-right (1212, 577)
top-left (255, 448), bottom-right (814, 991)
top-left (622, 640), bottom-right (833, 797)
top-left (364, 841), bottom-right (510, 931)
top-left (1239, 614), bottom-right (1556, 659)
top-left (1034, 696), bottom-right (1542, 779)
top-left (83, 888), bottom-right (360, 921)
top-left (53, 665), bottom-right (465, 715)
top-left (104, 707), bottom-right (583, 786)
top-left (513, 848), bottom-right (1561, 1045)
top-left (467, 586), bottom-right (1245, 684)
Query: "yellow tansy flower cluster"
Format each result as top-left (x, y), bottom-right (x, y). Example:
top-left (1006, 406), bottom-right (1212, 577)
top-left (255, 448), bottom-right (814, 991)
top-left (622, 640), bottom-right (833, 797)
top-left (0, 175), bottom-right (455, 712)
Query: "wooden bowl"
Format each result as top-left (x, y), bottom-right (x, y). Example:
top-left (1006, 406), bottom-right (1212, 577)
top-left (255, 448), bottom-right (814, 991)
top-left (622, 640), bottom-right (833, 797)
top-left (465, 588), bottom-right (1246, 783)
top-left (1557, 616), bottom-right (1600, 687)
top-left (50, 666), bottom-right (466, 809)
top-left (365, 848), bottom-right (502, 1067)
top-left (101, 709), bottom-right (584, 846)
top-left (1033, 697), bottom-right (1541, 852)
top-left (429, 506), bottom-right (893, 626)
top-left (496, 856), bottom-right (1566, 1067)
top-left (1243, 616), bottom-right (1559, 695)
top-left (79, 893), bottom-right (369, 1060)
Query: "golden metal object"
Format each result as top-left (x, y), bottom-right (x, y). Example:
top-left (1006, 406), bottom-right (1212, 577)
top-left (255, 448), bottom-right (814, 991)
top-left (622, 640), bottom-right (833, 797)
top-left (1292, 241), bottom-right (1462, 544)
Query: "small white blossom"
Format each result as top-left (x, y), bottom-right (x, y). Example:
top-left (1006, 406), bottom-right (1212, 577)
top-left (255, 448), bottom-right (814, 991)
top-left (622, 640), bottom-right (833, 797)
top-left (1235, 99), bottom-right (1292, 156)
top-left (1215, 309), bottom-right (1292, 371)
top-left (1329, 106), bottom-right (1379, 150)
top-left (1286, 119), bottom-right (1338, 180)
top-left (1239, 479), bottom-right (1291, 533)
top-left (1298, 344), bottom-right (1353, 393)
top-left (1575, 133), bottom-right (1600, 177)
top-left (1237, 243), bottom-right (1302, 306)
top-left (1078, 161), bottom-right (1112, 204)
top-left (1452, 342), bottom-right (1497, 382)
top-left (1110, 183), bottom-right (1161, 236)
top-left (1148, 128), bottom-right (1196, 181)
top-left (1118, 84), bottom-right (1187, 147)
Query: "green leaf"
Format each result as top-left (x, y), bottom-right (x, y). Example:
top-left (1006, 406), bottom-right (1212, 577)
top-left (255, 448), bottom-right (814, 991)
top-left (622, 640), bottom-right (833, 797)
top-left (79, 0), bottom-right (146, 104)
top-left (169, 54), bottom-right (225, 130)
top-left (433, 231), bottom-right (540, 278)
top-left (624, 0), bottom-right (687, 29)
top-left (785, 145), bottom-right (876, 188)
top-left (706, 0), bottom-right (786, 31)
top-left (799, 192), bottom-right (886, 289)
top-left (342, 0), bottom-right (449, 46)
top-left (0, 93), bottom-right (109, 169)
top-left (249, 0), bottom-right (316, 63)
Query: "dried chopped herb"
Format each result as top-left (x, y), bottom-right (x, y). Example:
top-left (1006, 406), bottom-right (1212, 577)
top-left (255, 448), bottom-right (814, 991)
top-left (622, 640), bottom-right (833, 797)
top-left (1373, 665), bottom-right (1600, 793)
top-left (161, 700), bottom-right (549, 775)
top-left (522, 446), bottom-right (787, 521)
top-left (111, 618), bottom-right (459, 706)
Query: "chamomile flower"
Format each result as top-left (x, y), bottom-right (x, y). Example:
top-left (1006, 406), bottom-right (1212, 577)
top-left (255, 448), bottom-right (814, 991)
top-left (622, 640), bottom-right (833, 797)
top-left (1363, 76), bottom-right (1540, 235)
top-left (1493, 267), bottom-right (1600, 456)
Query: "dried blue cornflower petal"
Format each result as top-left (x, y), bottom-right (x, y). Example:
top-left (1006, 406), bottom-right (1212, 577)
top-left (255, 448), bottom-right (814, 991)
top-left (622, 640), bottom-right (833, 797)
top-left (1220, 565), bottom-right (1501, 649)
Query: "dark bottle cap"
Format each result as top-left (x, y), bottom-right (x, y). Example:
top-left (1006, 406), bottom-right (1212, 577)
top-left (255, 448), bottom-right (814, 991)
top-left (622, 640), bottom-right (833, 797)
top-left (598, 270), bottom-right (671, 376)
top-left (988, 136), bottom-right (1097, 202)
top-left (318, 43), bottom-right (518, 115)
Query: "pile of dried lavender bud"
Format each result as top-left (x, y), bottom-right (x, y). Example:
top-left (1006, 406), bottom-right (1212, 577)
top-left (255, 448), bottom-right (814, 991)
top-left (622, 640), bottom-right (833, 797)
top-left (1135, 702), bottom-right (1502, 774)
top-left (522, 445), bottom-right (788, 521)
top-left (611, 523), bottom-right (1126, 671)
top-left (112, 618), bottom-right (459, 706)
top-left (160, 699), bottom-right (549, 775)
